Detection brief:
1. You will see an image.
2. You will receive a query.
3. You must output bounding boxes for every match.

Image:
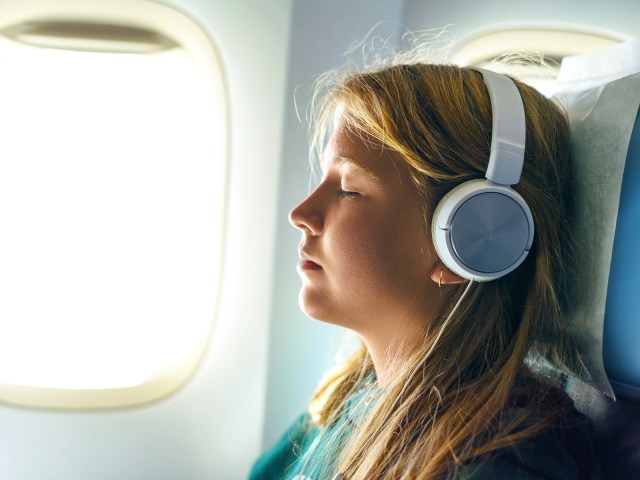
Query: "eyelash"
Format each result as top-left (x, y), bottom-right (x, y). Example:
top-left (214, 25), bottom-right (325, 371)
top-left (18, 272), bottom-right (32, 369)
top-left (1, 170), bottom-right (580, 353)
top-left (337, 189), bottom-right (360, 199)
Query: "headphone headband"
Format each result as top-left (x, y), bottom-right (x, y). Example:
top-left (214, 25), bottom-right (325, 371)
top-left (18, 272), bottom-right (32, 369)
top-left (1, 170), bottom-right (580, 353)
top-left (470, 67), bottom-right (526, 186)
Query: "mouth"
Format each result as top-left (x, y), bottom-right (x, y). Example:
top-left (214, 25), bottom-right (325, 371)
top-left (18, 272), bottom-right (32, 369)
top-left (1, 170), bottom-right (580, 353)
top-left (298, 250), bottom-right (322, 271)
top-left (297, 259), bottom-right (322, 271)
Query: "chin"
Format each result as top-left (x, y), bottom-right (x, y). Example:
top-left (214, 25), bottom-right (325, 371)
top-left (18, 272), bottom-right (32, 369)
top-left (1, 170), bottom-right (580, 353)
top-left (298, 291), bottom-right (360, 330)
top-left (297, 291), bottom-right (324, 320)
top-left (298, 290), bottom-right (340, 326)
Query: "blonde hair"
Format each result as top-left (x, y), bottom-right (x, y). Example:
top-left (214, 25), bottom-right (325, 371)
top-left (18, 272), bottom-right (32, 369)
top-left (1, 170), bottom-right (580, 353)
top-left (301, 62), bottom-right (580, 479)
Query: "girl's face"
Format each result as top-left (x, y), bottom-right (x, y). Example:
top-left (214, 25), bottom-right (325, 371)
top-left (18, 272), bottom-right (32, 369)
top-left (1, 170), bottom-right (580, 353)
top-left (289, 116), bottom-right (440, 337)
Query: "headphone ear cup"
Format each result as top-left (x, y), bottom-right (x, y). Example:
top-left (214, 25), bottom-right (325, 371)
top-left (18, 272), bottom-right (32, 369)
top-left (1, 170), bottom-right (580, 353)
top-left (432, 179), bottom-right (534, 282)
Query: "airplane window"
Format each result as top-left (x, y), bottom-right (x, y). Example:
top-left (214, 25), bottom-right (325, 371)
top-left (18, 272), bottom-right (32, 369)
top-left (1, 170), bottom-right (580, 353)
top-left (0, 7), bottom-right (227, 408)
top-left (452, 26), bottom-right (627, 96)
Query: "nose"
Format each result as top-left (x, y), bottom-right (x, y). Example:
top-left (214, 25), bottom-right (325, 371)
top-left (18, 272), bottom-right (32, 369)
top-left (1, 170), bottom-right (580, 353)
top-left (289, 193), bottom-right (323, 235)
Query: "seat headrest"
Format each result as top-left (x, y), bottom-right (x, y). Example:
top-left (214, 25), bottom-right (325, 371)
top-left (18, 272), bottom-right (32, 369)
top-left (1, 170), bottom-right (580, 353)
top-left (550, 38), bottom-right (640, 408)
top-left (603, 104), bottom-right (640, 400)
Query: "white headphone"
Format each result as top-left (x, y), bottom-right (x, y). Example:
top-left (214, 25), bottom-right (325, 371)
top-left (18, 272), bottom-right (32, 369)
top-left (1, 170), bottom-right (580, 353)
top-left (431, 68), bottom-right (534, 282)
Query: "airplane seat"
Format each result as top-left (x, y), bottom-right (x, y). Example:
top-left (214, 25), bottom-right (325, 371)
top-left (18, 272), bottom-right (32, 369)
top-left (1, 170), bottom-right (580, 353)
top-left (552, 38), bottom-right (640, 479)
top-left (592, 104), bottom-right (640, 479)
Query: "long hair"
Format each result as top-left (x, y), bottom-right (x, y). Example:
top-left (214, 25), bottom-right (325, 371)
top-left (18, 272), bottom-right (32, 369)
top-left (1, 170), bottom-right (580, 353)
top-left (302, 63), bottom-right (580, 479)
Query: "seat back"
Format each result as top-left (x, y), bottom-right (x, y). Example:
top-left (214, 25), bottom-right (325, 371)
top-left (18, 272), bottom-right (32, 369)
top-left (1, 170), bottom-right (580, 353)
top-left (554, 38), bottom-right (640, 478)
top-left (603, 104), bottom-right (640, 399)
top-left (596, 106), bottom-right (640, 478)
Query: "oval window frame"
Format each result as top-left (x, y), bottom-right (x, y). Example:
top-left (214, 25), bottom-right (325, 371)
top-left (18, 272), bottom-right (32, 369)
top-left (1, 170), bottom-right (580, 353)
top-left (0, 0), bottom-right (229, 409)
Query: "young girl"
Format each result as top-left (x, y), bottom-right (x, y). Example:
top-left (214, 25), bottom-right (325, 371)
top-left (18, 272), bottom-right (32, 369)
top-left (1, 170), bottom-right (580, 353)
top-left (250, 61), bottom-right (599, 479)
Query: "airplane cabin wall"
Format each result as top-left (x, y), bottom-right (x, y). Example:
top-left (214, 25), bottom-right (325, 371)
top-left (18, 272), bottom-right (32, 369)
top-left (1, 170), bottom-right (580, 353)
top-left (405, 0), bottom-right (640, 39)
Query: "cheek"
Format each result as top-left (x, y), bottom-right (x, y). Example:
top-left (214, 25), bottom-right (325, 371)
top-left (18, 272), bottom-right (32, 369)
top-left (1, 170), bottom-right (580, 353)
top-left (327, 217), bottom-right (383, 275)
top-left (329, 213), bottom-right (429, 289)
top-left (297, 207), bottom-right (434, 327)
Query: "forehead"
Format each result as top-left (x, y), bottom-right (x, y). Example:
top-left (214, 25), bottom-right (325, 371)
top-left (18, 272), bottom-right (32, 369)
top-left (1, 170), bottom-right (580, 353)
top-left (321, 115), bottom-right (394, 179)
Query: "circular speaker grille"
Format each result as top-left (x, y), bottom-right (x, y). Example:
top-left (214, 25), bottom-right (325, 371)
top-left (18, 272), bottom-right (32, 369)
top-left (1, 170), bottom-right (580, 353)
top-left (450, 192), bottom-right (530, 273)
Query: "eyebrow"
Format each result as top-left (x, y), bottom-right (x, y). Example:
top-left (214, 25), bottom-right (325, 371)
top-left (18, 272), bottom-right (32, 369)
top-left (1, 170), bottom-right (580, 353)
top-left (333, 154), bottom-right (382, 182)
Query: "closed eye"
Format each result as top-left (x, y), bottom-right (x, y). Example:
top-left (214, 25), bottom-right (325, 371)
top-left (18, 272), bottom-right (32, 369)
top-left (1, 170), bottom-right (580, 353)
top-left (336, 189), bottom-right (360, 199)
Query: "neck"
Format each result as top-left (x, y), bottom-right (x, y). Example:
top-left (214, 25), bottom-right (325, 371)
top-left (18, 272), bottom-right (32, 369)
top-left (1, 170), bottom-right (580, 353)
top-left (359, 326), bottom-right (423, 388)
top-left (354, 288), bottom-right (455, 387)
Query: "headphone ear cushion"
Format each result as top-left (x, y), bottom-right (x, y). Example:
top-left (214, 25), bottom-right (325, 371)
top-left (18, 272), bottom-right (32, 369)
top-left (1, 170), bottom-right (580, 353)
top-left (432, 180), bottom-right (534, 282)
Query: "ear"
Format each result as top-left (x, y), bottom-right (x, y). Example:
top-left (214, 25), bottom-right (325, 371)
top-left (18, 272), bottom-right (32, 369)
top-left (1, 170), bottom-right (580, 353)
top-left (430, 261), bottom-right (469, 285)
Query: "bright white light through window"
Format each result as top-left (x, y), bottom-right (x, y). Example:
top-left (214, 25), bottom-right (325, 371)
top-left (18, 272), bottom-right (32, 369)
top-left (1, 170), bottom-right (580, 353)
top-left (0, 30), bottom-right (226, 403)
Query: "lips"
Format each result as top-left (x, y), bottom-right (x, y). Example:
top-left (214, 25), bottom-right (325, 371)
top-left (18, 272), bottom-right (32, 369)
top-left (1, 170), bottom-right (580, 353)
top-left (298, 259), bottom-right (322, 270)
top-left (298, 249), bottom-right (322, 270)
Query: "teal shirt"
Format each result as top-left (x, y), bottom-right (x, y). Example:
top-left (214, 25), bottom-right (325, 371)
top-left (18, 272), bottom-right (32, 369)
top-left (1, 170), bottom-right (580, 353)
top-left (250, 384), bottom-right (376, 479)
top-left (249, 412), bottom-right (318, 479)
top-left (250, 387), bottom-right (601, 480)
